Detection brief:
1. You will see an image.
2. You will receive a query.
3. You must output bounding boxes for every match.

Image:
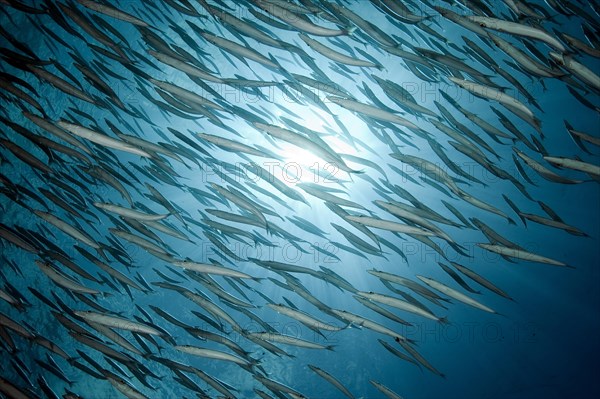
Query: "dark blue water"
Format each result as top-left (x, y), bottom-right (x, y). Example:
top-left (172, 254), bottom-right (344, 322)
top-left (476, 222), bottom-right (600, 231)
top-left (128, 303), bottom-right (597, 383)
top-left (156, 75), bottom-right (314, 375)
top-left (1, 1), bottom-right (599, 398)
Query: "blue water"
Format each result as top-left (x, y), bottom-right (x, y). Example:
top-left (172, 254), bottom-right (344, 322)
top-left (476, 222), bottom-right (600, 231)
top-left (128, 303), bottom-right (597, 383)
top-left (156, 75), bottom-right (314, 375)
top-left (1, 1), bottom-right (599, 398)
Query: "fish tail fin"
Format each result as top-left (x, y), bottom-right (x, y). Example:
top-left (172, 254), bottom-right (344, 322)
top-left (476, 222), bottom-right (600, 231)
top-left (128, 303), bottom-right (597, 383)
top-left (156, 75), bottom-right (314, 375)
top-left (326, 345), bottom-right (336, 351)
top-left (507, 217), bottom-right (516, 225)
top-left (564, 120), bottom-right (574, 131)
top-left (438, 316), bottom-right (450, 325)
top-left (249, 357), bottom-right (261, 366)
top-left (344, 26), bottom-right (357, 36)
top-left (315, 329), bottom-right (327, 339)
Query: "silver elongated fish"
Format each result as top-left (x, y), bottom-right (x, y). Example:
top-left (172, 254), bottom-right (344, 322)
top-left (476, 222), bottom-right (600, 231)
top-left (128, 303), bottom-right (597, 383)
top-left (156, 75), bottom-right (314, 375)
top-left (328, 2), bottom-right (397, 46)
top-left (297, 183), bottom-right (365, 209)
top-left (329, 309), bottom-right (411, 342)
top-left (549, 52), bottom-right (600, 92)
top-left (249, 331), bottom-right (334, 350)
top-left (519, 212), bottom-right (587, 236)
top-left (255, 0), bottom-right (352, 36)
top-left (175, 345), bottom-right (251, 366)
top-left (86, 321), bottom-right (144, 356)
top-left (356, 291), bottom-right (445, 322)
top-left (36, 261), bottom-right (101, 295)
top-left (148, 78), bottom-right (224, 111)
top-left (22, 111), bottom-right (93, 155)
top-left (0, 289), bottom-right (22, 310)
top-left (261, 0), bottom-right (320, 14)
top-left (467, 16), bottom-right (566, 51)
top-left (434, 6), bottom-right (490, 38)
top-left (367, 269), bottom-right (447, 303)
top-left (370, 380), bottom-right (404, 399)
top-left (457, 191), bottom-right (515, 225)
top-left (327, 96), bottom-right (419, 130)
top-left (449, 77), bottom-right (539, 130)
top-left (210, 183), bottom-right (268, 227)
top-left (171, 260), bottom-right (253, 279)
top-left (182, 290), bottom-right (242, 332)
top-left (57, 121), bottom-right (152, 158)
top-left (389, 152), bottom-right (462, 195)
top-left (487, 33), bottom-right (564, 78)
top-left (250, 258), bottom-right (321, 278)
top-left (416, 276), bottom-right (497, 314)
top-left (196, 133), bottom-right (270, 158)
top-left (299, 34), bottom-right (381, 69)
top-left (561, 33), bottom-right (600, 58)
top-left (0, 376), bottom-right (41, 399)
top-left (252, 122), bottom-right (358, 173)
top-left (254, 375), bottom-right (305, 398)
top-left (115, 132), bottom-right (183, 162)
top-left (514, 148), bottom-right (584, 184)
top-left (94, 202), bottom-right (169, 221)
top-left (77, 0), bottom-right (149, 27)
top-left (109, 228), bottom-right (168, 255)
top-left (478, 244), bottom-right (569, 267)
top-left (0, 312), bottom-right (34, 338)
top-left (148, 50), bottom-right (223, 83)
top-left (450, 262), bottom-right (512, 300)
top-left (34, 210), bottom-right (100, 249)
top-left (243, 163), bottom-right (309, 204)
top-left (565, 123), bottom-right (600, 150)
top-left (267, 303), bottom-right (342, 332)
top-left (345, 215), bottom-right (436, 237)
top-left (198, 31), bottom-right (279, 69)
top-left (373, 0), bottom-right (428, 24)
top-left (0, 138), bottom-right (53, 174)
top-left (105, 375), bottom-right (149, 399)
top-left (544, 156), bottom-right (600, 177)
top-left (27, 65), bottom-right (97, 104)
top-left (93, 259), bottom-right (145, 292)
top-left (143, 220), bottom-right (191, 242)
top-left (206, 4), bottom-right (289, 49)
top-left (308, 365), bottom-right (355, 399)
top-left (74, 311), bottom-right (165, 335)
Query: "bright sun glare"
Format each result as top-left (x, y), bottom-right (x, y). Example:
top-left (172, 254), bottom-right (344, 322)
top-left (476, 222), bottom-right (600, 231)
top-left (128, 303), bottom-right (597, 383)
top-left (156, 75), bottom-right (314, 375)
top-left (258, 106), bottom-right (361, 187)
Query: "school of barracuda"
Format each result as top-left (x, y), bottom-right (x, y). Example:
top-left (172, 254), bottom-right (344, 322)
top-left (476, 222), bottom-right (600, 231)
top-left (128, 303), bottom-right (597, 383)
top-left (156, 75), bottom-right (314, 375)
top-left (0, 0), bottom-right (599, 398)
